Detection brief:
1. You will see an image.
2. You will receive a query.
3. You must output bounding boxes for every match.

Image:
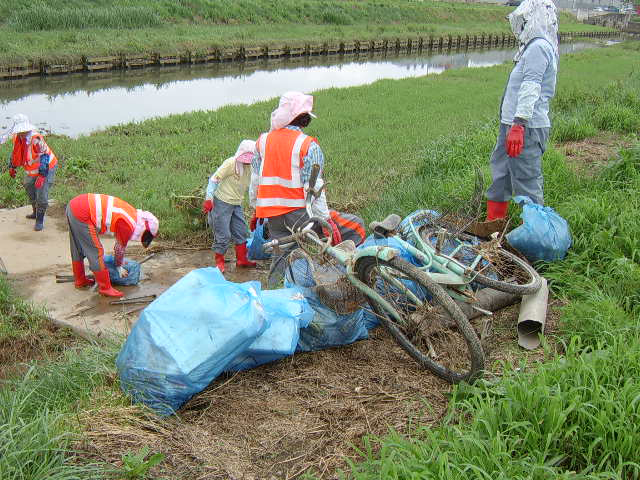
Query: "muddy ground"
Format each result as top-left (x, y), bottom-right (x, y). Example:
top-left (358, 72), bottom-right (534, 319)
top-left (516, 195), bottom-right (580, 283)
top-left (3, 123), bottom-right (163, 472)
top-left (1, 203), bottom-right (562, 479)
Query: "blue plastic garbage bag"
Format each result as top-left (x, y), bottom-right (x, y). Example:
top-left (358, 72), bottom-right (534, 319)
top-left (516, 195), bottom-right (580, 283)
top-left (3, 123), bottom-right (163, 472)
top-left (284, 255), bottom-right (369, 352)
top-left (248, 219), bottom-right (271, 261)
top-left (360, 234), bottom-right (423, 267)
top-left (506, 196), bottom-right (572, 263)
top-left (116, 267), bottom-right (266, 416)
top-left (296, 291), bottom-right (368, 352)
top-left (104, 255), bottom-right (141, 286)
top-left (226, 288), bottom-right (314, 371)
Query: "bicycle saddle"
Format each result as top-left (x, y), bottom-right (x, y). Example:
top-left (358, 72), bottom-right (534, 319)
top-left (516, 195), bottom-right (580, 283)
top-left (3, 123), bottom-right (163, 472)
top-left (370, 214), bottom-right (402, 238)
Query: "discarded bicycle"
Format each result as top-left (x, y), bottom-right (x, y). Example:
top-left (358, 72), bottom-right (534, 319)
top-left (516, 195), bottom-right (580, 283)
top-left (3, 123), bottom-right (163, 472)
top-left (263, 166), bottom-right (541, 384)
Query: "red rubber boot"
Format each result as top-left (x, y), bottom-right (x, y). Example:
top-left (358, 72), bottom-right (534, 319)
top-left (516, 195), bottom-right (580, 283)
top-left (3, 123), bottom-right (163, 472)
top-left (235, 243), bottom-right (257, 268)
top-left (93, 269), bottom-right (123, 298)
top-left (215, 253), bottom-right (226, 273)
top-left (486, 200), bottom-right (509, 221)
top-left (72, 260), bottom-right (95, 288)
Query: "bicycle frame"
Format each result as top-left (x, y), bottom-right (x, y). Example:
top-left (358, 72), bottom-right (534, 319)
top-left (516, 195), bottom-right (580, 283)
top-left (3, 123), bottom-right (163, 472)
top-left (387, 216), bottom-right (489, 302)
top-left (292, 230), bottom-right (427, 323)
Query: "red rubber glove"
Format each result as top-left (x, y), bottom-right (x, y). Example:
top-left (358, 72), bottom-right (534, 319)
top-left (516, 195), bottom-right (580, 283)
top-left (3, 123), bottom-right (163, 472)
top-left (506, 124), bottom-right (525, 158)
top-left (202, 199), bottom-right (213, 214)
top-left (249, 213), bottom-right (258, 232)
top-left (8, 168), bottom-right (16, 178)
top-left (34, 175), bottom-right (46, 189)
top-left (327, 218), bottom-right (342, 246)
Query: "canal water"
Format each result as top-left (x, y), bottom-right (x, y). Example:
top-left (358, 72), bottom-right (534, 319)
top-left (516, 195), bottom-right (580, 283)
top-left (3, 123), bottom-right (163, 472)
top-left (0, 42), bottom-right (597, 138)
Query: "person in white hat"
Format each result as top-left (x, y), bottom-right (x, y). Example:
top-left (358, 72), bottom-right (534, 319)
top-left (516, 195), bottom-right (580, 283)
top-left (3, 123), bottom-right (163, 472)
top-left (1, 114), bottom-right (59, 231)
top-left (202, 139), bottom-right (258, 273)
top-left (482, 0), bottom-right (558, 232)
top-left (248, 91), bottom-right (341, 284)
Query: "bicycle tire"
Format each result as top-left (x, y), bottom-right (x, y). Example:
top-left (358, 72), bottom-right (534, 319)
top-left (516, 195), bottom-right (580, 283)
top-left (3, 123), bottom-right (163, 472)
top-left (421, 228), bottom-right (542, 296)
top-left (356, 256), bottom-right (484, 384)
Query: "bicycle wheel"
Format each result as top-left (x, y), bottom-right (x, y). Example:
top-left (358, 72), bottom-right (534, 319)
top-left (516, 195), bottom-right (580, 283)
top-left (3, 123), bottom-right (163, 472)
top-left (420, 228), bottom-right (541, 296)
top-left (356, 256), bottom-right (484, 384)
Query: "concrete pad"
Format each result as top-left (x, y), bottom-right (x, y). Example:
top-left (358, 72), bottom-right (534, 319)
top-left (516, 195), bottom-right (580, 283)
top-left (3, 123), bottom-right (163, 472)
top-left (2, 205), bottom-right (266, 338)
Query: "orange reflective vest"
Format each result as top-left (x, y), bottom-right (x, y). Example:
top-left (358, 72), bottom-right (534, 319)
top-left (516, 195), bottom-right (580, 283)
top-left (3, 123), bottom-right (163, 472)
top-left (88, 194), bottom-right (138, 235)
top-left (255, 129), bottom-right (316, 218)
top-left (11, 133), bottom-right (58, 177)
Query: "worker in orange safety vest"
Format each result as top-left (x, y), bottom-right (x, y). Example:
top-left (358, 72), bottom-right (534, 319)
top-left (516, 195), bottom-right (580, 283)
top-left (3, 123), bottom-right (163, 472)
top-left (1, 114), bottom-right (59, 231)
top-left (248, 91), bottom-right (341, 284)
top-left (65, 193), bottom-right (159, 297)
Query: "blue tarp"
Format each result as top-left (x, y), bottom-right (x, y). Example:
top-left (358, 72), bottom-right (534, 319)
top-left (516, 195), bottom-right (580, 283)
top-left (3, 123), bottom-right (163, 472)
top-left (116, 268), bottom-right (266, 415)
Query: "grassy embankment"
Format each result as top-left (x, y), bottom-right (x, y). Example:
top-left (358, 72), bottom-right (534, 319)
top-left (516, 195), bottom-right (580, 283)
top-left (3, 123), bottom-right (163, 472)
top-left (0, 42), bottom-right (638, 478)
top-left (0, 0), bottom-right (605, 64)
top-left (1, 43), bottom-right (636, 238)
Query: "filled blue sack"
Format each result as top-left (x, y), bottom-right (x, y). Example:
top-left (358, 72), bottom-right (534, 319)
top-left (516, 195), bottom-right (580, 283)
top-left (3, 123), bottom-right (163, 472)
top-left (284, 255), bottom-right (369, 352)
top-left (116, 267), bottom-right (266, 416)
top-left (104, 255), bottom-right (141, 286)
top-left (247, 219), bottom-right (271, 261)
top-left (506, 196), bottom-right (572, 263)
top-left (226, 288), bottom-right (314, 371)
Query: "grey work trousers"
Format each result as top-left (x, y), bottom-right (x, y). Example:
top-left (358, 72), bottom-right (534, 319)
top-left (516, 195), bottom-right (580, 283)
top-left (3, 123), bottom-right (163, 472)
top-left (24, 165), bottom-right (57, 210)
top-left (266, 208), bottom-right (313, 287)
top-left (208, 198), bottom-right (249, 254)
top-left (486, 123), bottom-right (549, 205)
top-left (66, 204), bottom-right (106, 272)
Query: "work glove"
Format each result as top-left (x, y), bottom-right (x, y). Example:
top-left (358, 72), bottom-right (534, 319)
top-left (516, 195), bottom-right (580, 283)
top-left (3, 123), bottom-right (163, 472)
top-left (9, 168), bottom-right (16, 178)
top-left (327, 218), bottom-right (342, 246)
top-left (506, 124), bottom-right (525, 158)
top-left (202, 199), bottom-right (214, 214)
top-left (249, 213), bottom-right (258, 232)
top-left (118, 266), bottom-right (129, 278)
top-left (34, 175), bottom-right (46, 189)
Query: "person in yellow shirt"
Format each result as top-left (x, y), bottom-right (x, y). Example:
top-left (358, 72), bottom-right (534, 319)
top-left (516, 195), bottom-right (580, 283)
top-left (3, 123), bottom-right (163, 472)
top-left (202, 140), bottom-right (257, 273)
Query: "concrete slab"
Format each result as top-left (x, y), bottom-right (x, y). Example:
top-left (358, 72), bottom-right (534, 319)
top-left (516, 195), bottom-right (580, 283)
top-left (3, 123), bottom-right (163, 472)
top-left (2, 206), bottom-right (266, 338)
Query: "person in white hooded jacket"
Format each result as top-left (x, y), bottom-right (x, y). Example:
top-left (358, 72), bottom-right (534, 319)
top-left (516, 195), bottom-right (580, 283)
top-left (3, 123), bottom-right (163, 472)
top-left (484, 0), bottom-right (558, 224)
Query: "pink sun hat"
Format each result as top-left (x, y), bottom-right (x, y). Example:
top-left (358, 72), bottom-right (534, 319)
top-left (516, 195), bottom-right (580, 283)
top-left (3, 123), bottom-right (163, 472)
top-left (234, 139), bottom-right (256, 164)
top-left (270, 91), bottom-right (317, 131)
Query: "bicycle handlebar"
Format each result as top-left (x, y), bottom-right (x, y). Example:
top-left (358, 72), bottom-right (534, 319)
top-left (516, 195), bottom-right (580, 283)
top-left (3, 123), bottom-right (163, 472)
top-left (263, 216), bottom-right (333, 253)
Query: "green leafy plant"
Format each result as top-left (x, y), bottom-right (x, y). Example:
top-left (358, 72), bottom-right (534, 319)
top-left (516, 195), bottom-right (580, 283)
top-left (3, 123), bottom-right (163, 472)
top-left (118, 447), bottom-right (165, 480)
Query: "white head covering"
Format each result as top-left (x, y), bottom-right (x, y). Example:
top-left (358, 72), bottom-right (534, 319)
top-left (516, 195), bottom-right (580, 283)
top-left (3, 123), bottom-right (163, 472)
top-left (270, 91), bottom-right (317, 131)
top-left (233, 139), bottom-right (257, 175)
top-left (0, 114), bottom-right (37, 144)
top-left (508, 0), bottom-right (558, 62)
top-left (130, 210), bottom-right (159, 242)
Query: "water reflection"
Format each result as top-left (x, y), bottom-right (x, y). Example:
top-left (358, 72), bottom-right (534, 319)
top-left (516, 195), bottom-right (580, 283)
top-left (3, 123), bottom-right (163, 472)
top-left (0, 42), bottom-right (595, 137)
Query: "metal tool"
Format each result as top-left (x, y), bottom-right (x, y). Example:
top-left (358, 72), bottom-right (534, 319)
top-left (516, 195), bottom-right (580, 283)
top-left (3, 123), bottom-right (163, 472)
top-left (109, 294), bottom-right (157, 306)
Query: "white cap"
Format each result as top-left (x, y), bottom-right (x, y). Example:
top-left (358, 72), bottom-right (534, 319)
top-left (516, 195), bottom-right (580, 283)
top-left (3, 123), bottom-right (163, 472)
top-left (270, 91), bottom-right (317, 131)
top-left (8, 114), bottom-right (37, 135)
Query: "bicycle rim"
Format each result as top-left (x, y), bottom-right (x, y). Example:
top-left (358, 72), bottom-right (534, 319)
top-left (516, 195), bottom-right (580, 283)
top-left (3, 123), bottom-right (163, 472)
top-left (356, 256), bottom-right (484, 384)
top-left (420, 228), bottom-right (541, 295)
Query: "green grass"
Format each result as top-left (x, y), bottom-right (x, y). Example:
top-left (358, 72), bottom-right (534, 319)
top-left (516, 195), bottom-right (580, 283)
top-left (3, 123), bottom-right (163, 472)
top-left (2, 42), bottom-right (634, 237)
top-left (0, 0), bottom-right (606, 63)
top-left (0, 343), bottom-right (121, 479)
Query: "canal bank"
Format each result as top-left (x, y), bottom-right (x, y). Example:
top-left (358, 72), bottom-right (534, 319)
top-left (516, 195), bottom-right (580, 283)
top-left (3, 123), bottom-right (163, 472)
top-left (0, 41), bottom-right (605, 137)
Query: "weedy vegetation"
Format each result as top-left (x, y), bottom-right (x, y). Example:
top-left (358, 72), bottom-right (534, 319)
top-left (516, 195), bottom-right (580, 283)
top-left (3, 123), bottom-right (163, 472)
top-left (0, 0), bottom-right (606, 63)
